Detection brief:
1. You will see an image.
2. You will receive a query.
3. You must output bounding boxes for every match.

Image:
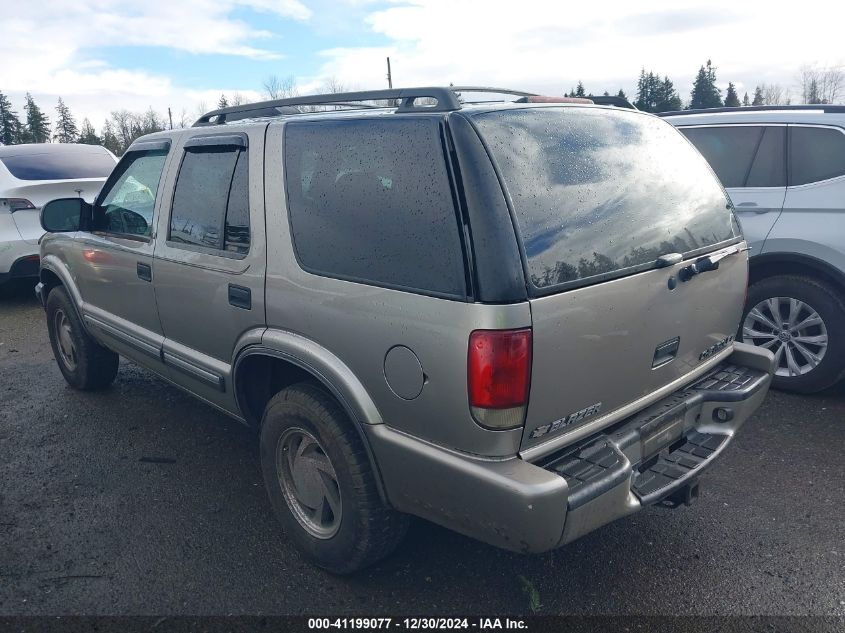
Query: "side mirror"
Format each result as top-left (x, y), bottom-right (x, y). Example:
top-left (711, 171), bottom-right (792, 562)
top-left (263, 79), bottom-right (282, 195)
top-left (40, 198), bottom-right (92, 233)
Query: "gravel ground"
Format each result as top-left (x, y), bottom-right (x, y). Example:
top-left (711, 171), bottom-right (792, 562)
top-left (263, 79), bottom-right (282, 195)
top-left (1, 280), bottom-right (844, 616)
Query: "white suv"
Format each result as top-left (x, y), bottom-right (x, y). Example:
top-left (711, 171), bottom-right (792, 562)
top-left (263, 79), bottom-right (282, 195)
top-left (1, 143), bottom-right (116, 286)
top-left (663, 105), bottom-right (845, 393)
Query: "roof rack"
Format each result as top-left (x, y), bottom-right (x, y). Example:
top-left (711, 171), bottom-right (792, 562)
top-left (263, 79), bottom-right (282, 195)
top-left (589, 95), bottom-right (636, 109)
top-left (193, 87), bottom-right (462, 126)
top-left (193, 85), bottom-right (639, 127)
top-left (657, 104), bottom-right (845, 117)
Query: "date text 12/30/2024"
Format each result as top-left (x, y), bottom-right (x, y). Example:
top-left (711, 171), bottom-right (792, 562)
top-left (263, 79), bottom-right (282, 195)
top-left (308, 618), bottom-right (528, 630)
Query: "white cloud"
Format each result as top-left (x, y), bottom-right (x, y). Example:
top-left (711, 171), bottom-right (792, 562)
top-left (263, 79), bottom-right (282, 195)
top-left (0, 0), bottom-right (311, 132)
top-left (316, 0), bottom-right (845, 100)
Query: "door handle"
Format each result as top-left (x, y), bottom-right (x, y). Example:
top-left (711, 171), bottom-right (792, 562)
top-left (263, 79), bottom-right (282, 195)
top-left (228, 284), bottom-right (251, 310)
top-left (735, 202), bottom-right (770, 215)
top-left (137, 262), bottom-right (152, 282)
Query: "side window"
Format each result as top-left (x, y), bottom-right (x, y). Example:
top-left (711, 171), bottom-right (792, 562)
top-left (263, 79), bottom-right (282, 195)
top-left (680, 126), bottom-right (763, 188)
top-left (746, 126), bottom-right (786, 187)
top-left (169, 145), bottom-right (250, 255)
top-left (789, 126), bottom-right (845, 186)
top-left (284, 119), bottom-right (466, 297)
top-left (95, 149), bottom-right (168, 237)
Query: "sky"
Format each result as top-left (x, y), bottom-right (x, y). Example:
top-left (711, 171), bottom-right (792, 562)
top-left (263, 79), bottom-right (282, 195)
top-left (2, 0), bottom-right (845, 132)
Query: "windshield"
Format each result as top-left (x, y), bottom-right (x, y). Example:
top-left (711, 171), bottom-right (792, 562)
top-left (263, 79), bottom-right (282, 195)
top-left (471, 107), bottom-right (738, 293)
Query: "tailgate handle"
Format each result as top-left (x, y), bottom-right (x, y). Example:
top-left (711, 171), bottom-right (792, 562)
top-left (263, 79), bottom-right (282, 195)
top-left (653, 337), bottom-right (680, 368)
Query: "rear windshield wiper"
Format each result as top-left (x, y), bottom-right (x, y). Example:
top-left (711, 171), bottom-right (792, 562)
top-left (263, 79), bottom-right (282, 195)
top-left (678, 245), bottom-right (742, 282)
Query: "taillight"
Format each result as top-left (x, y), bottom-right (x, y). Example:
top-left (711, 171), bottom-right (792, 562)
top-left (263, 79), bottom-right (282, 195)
top-left (1, 198), bottom-right (36, 212)
top-left (468, 328), bottom-right (532, 430)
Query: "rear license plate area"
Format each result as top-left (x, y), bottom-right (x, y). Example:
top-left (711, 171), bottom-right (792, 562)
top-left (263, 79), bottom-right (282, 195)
top-left (640, 414), bottom-right (685, 462)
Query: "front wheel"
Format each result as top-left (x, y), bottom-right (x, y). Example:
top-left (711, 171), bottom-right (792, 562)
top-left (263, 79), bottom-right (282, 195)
top-left (740, 275), bottom-right (845, 393)
top-left (45, 286), bottom-right (119, 390)
top-left (259, 382), bottom-right (408, 574)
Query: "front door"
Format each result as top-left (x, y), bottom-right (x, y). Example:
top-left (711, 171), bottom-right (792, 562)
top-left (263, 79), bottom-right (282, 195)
top-left (152, 130), bottom-right (266, 414)
top-left (72, 140), bottom-right (172, 373)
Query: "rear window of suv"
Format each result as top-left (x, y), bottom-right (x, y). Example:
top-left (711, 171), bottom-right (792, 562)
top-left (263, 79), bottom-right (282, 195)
top-left (0, 148), bottom-right (115, 180)
top-left (472, 107), bottom-right (738, 292)
top-left (284, 118), bottom-right (467, 298)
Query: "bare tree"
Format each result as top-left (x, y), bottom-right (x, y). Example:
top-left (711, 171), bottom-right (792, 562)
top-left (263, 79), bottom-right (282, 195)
top-left (230, 92), bottom-right (246, 106)
top-left (321, 76), bottom-right (347, 94)
top-left (799, 64), bottom-right (844, 104)
top-left (263, 75), bottom-right (299, 99)
top-left (759, 83), bottom-right (790, 105)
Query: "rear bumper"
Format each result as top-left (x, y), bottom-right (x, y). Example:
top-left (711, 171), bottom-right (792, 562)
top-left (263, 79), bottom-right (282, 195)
top-left (0, 250), bottom-right (40, 283)
top-left (366, 343), bottom-right (774, 553)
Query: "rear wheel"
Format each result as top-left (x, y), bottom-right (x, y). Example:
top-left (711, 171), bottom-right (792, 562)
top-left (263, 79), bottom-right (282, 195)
top-left (259, 382), bottom-right (408, 574)
top-left (740, 275), bottom-right (845, 393)
top-left (46, 286), bottom-right (119, 390)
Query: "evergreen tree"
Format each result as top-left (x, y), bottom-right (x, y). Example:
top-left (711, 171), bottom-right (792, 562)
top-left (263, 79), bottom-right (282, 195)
top-left (724, 82), bottom-right (741, 107)
top-left (23, 93), bottom-right (50, 143)
top-left (689, 60), bottom-right (722, 109)
top-left (751, 86), bottom-right (764, 106)
top-left (53, 97), bottom-right (79, 143)
top-left (101, 120), bottom-right (121, 156)
top-left (742, 92), bottom-right (750, 106)
top-left (0, 91), bottom-right (23, 145)
top-left (573, 81), bottom-right (586, 98)
top-left (602, 91), bottom-right (610, 97)
top-left (77, 118), bottom-right (101, 145)
top-left (635, 70), bottom-right (681, 112)
top-left (656, 76), bottom-right (682, 112)
top-left (616, 89), bottom-right (627, 100)
top-left (218, 94), bottom-right (229, 109)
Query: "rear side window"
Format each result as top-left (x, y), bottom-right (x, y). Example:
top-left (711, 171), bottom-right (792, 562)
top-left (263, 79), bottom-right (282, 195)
top-left (789, 126), bottom-right (845, 186)
top-left (169, 145), bottom-right (250, 255)
top-left (1, 149), bottom-right (115, 180)
top-left (284, 119), bottom-right (466, 298)
top-left (473, 107), bottom-right (737, 292)
top-left (681, 126), bottom-right (762, 188)
top-left (746, 127), bottom-right (786, 187)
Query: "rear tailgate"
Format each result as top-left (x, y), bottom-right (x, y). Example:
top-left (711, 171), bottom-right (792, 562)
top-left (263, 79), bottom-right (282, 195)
top-left (469, 105), bottom-right (746, 455)
top-left (526, 246), bottom-right (746, 453)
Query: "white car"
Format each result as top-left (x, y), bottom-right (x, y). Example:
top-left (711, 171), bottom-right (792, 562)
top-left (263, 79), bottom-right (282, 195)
top-left (1, 143), bottom-right (117, 286)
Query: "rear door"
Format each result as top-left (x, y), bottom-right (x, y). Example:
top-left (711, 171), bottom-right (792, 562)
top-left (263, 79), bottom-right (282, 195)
top-left (470, 107), bottom-right (747, 454)
top-left (770, 124), bottom-right (845, 254)
top-left (152, 129), bottom-right (266, 414)
top-left (679, 125), bottom-right (787, 256)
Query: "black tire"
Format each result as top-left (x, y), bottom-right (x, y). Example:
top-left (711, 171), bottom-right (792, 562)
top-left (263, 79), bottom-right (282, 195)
top-left (739, 275), bottom-right (845, 393)
top-left (259, 382), bottom-right (408, 574)
top-left (45, 286), bottom-right (119, 390)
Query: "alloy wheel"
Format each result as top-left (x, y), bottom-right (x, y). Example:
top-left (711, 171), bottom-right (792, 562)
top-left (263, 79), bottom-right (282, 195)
top-left (276, 427), bottom-right (342, 539)
top-left (742, 296), bottom-right (828, 377)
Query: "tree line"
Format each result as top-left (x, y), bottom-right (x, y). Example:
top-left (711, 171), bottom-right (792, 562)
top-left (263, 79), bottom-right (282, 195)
top-left (567, 60), bottom-right (843, 113)
top-left (1, 62), bottom-right (842, 153)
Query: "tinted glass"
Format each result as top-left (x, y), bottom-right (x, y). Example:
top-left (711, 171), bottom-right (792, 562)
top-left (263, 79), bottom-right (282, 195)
top-left (0, 149), bottom-right (115, 181)
top-left (170, 147), bottom-right (249, 253)
top-left (473, 108), bottom-right (737, 291)
top-left (790, 126), bottom-right (845, 186)
top-left (284, 119), bottom-right (466, 297)
top-left (681, 126), bottom-right (762, 188)
top-left (746, 126), bottom-right (786, 187)
top-left (95, 149), bottom-right (167, 237)
top-left (224, 151), bottom-right (250, 254)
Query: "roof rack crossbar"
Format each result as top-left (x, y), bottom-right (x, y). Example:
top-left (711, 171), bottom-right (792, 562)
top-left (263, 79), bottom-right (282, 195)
top-left (193, 87), bottom-right (462, 126)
